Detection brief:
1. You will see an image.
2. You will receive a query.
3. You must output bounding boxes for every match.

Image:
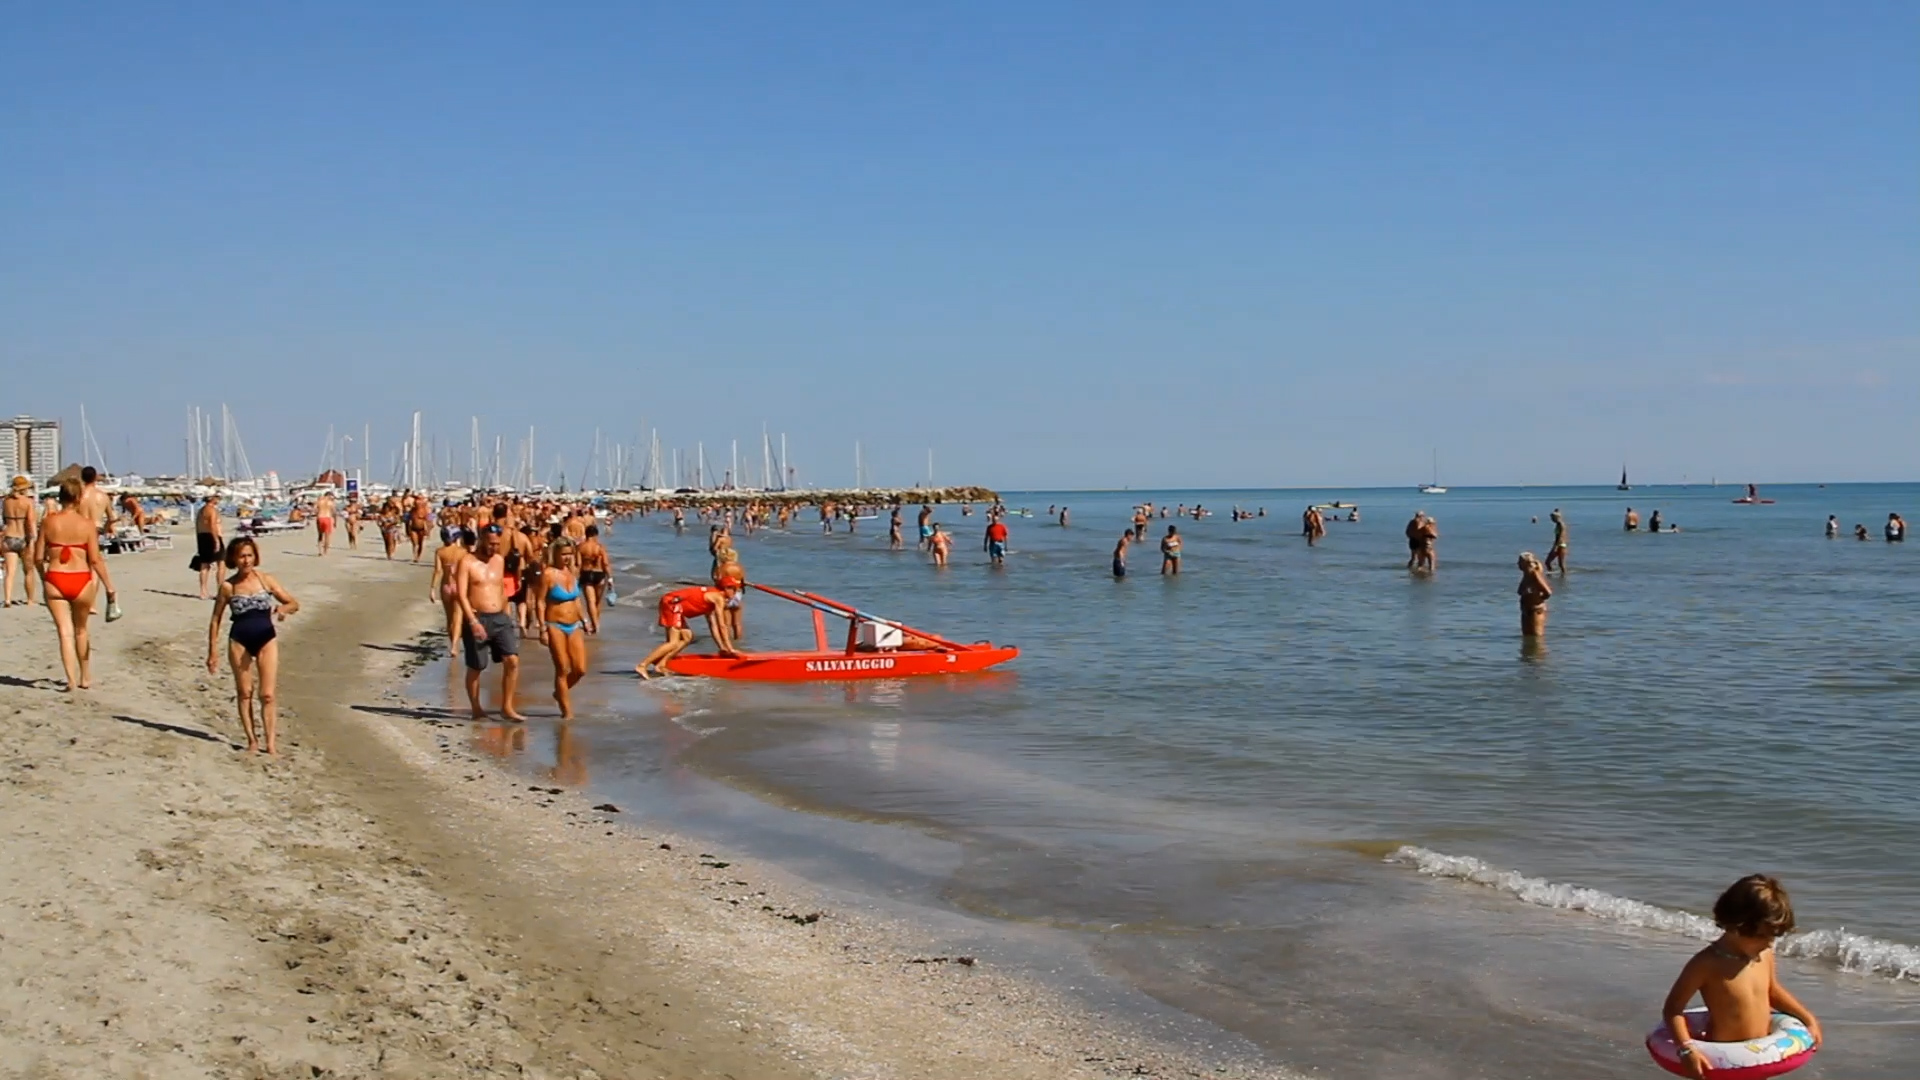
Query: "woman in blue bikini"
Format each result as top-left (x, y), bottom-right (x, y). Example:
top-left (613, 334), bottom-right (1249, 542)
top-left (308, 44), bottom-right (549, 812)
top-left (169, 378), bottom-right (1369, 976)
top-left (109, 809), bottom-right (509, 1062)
top-left (535, 538), bottom-right (589, 719)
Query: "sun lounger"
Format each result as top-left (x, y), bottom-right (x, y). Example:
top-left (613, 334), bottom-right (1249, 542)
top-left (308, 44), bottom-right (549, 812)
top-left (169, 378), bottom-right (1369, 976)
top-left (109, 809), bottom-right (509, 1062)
top-left (105, 527), bottom-right (151, 554)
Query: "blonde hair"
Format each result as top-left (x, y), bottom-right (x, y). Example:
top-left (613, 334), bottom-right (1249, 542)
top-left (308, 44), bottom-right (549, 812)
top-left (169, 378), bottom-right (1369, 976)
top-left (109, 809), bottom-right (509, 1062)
top-left (1518, 551), bottom-right (1542, 572)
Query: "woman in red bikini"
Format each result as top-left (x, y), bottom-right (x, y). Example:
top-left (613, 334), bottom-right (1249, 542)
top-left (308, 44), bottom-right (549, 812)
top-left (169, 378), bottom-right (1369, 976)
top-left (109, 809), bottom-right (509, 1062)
top-left (37, 474), bottom-right (114, 691)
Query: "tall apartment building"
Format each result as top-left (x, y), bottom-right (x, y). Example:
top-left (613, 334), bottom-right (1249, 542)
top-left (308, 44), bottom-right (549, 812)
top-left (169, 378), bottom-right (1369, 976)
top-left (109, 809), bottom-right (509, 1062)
top-left (0, 415), bottom-right (63, 485)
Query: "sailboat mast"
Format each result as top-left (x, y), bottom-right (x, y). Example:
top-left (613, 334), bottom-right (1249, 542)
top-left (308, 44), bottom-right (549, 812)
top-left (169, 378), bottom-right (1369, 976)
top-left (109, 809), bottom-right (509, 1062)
top-left (79, 403), bottom-right (109, 474)
top-left (407, 411), bottom-right (423, 491)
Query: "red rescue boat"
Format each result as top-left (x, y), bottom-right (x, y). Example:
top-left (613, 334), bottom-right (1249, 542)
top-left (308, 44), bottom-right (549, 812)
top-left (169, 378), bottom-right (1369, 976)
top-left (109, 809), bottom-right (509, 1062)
top-left (664, 583), bottom-right (1019, 681)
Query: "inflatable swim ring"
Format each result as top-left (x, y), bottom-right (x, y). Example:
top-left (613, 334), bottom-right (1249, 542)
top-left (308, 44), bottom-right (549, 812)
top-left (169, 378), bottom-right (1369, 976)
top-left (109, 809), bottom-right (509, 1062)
top-left (1646, 1009), bottom-right (1815, 1080)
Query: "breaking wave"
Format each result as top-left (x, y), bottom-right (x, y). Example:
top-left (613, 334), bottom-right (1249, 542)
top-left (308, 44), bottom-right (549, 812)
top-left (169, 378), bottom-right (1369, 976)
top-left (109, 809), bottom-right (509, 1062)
top-left (1387, 845), bottom-right (1920, 982)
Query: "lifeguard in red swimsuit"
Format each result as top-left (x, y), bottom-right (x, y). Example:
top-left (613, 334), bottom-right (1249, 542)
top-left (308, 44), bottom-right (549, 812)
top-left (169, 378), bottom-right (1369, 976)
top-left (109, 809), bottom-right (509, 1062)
top-left (635, 579), bottom-right (739, 679)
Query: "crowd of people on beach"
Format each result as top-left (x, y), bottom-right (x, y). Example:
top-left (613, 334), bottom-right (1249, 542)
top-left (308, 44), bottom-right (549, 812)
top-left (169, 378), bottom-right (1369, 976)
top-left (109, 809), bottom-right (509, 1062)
top-left (7, 476), bottom-right (1913, 750)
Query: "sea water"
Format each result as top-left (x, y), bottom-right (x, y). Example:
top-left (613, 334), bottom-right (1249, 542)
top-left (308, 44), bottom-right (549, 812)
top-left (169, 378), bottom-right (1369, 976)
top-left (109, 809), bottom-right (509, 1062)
top-left (455, 484), bottom-right (1920, 1078)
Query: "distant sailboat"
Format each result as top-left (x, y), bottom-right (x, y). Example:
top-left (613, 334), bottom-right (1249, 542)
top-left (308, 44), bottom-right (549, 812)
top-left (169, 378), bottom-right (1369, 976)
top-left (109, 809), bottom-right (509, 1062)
top-left (1618, 465), bottom-right (1630, 491)
top-left (1419, 450), bottom-right (1447, 495)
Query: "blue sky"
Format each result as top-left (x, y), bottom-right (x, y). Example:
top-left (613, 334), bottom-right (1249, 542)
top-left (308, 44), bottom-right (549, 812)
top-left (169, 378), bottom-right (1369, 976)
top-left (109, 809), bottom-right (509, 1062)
top-left (3, 3), bottom-right (1914, 489)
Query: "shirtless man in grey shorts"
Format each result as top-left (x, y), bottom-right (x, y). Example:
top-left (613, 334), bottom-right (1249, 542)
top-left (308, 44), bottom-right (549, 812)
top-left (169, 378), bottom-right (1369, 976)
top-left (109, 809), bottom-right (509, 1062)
top-left (455, 525), bottom-right (525, 721)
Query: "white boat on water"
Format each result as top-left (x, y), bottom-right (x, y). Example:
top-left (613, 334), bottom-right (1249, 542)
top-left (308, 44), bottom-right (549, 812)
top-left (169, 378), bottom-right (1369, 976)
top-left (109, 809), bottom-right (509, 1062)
top-left (1418, 450), bottom-right (1447, 494)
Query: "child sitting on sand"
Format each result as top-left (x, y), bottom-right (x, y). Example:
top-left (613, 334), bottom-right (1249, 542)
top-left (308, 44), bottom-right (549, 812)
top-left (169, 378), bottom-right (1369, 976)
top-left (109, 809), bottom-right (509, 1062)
top-left (1661, 875), bottom-right (1822, 1078)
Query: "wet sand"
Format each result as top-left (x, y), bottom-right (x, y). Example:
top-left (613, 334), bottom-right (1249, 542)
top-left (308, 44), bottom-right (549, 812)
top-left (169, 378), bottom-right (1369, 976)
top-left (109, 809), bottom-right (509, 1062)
top-left (0, 531), bottom-right (1291, 1079)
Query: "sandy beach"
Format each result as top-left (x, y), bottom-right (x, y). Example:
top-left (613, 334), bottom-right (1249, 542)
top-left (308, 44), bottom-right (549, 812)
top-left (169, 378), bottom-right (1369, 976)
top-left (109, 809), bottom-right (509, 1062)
top-left (0, 529), bottom-right (1288, 1080)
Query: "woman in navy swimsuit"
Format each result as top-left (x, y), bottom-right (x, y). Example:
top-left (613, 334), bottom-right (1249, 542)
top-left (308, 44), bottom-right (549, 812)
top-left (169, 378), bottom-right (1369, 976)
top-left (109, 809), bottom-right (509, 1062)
top-left (206, 537), bottom-right (300, 755)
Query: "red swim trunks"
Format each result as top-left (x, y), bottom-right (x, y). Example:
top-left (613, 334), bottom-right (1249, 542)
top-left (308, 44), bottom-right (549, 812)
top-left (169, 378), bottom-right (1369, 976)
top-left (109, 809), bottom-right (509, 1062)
top-left (658, 592), bottom-right (685, 630)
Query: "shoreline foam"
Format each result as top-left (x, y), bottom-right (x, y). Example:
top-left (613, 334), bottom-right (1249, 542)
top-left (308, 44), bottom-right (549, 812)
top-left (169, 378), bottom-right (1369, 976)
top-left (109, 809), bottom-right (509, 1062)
top-left (1388, 845), bottom-right (1920, 982)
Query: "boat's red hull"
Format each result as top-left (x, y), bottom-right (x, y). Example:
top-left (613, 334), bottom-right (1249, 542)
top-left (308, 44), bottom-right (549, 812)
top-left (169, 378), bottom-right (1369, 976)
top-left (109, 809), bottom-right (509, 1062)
top-left (667, 646), bottom-right (1018, 681)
